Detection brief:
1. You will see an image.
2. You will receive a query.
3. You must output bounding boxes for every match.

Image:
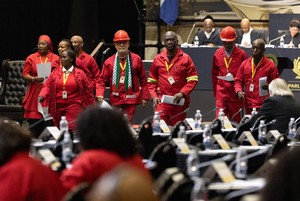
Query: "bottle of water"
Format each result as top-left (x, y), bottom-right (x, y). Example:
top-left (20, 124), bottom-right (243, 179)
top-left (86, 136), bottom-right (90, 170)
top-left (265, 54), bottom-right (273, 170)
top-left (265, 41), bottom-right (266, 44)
top-left (152, 111), bottom-right (161, 134)
top-left (218, 108), bottom-right (225, 129)
top-left (194, 35), bottom-right (199, 47)
top-left (251, 108), bottom-right (257, 117)
top-left (258, 120), bottom-right (267, 141)
top-left (235, 148), bottom-right (248, 179)
top-left (202, 124), bottom-right (213, 149)
top-left (190, 177), bottom-right (208, 201)
top-left (62, 129), bottom-right (73, 167)
top-left (194, 110), bottom-right (202, 130)
top-left (279, 36), bottom-right (284, 47)
top-left (288, 117), bottom-right (297, 138)
top-left (59, 116), bottom-right (69, 132)
top-left (186, 149), bottom-right (200, 177)
top-left (178, 125), bottom-right (186, 141)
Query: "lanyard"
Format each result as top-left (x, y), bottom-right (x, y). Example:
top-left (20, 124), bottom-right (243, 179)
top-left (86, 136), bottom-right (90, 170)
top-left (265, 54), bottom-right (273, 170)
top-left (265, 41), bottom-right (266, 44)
top-left (251, 58), bottom-right (263, 80)
top-left (39, 56), bottom-right (48, 64)
top-left (120, 61), bottom-right (126, 71)
top-left (63, 71), bottom-right (70, 85)
top-left (223, 57), bottom-right (232, 72)
top-left (165, 61), bottom-right (174, 74)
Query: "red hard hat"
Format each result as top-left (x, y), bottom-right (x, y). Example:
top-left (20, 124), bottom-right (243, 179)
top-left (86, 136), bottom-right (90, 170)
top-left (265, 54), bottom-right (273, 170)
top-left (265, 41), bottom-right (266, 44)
top-left (113, 30), bottom-right (130, 42)
top-left (220, 26), bottom-right (236, 42)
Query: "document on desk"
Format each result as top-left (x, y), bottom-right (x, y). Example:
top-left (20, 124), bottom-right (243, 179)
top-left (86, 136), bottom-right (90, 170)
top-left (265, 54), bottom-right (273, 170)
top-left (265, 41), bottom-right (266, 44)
top-left (259, 76), bottom-right (268, 96)
top-left (161, 95), bottom-right (185, 106)
top-left (217, 74), bottom-right (234, 82)
top-left (37, 62), bottom-right (51, 79)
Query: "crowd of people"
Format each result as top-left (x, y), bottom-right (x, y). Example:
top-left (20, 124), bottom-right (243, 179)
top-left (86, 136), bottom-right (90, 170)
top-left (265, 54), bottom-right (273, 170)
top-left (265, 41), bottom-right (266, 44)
top-left (0, 14), bottom-right (299, 201)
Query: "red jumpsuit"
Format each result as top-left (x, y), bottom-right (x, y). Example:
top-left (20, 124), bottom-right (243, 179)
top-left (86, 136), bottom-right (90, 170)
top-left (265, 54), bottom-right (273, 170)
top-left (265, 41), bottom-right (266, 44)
top-left (212, 45), bottom-right (247, 123)
top-left (0, 152), bottom-right (65, 201)
top-left (39, 67), bottom-right (95, 130)
top-left (235, 56), bottom-right (280, 114)
top-left (96, 52), bottom-right (149, 122)
top-left (76, 51), bottom-right (101, 92)
top-left (60, 149), bottom-right (149, 191)
top-left (147, 48), bottom-right (198, 126)
top-left (22, 51), bottom-right (60, 119)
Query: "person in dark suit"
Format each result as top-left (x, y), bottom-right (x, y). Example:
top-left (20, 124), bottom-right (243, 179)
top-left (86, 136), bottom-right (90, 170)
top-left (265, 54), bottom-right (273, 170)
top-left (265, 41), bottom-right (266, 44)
top-left (236, 18), bottom-right (264, 47)
top-left (249, 78), bottom-right (300, 134)
top-left (281, 18), bottom-right (300, 48)
top-left (194, 15), bottom-right (222, 47)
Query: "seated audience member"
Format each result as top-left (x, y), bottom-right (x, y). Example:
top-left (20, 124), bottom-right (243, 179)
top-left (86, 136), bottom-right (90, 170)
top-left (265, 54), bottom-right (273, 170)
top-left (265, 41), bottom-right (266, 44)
top-left (241, 78), bottom-right (300, 134)
top-left (280, 18), bottom-right (300, 48)
top-left (194, 15), bottom-right (222, 46)
top-left (0, 118), bottom-right (65, 201)
top-left (236, 18), bottom-right (265, 46)
top-left (38, 50), bottom-right (95, 132)
top-left (60, 106), bottom-right (149, 192)
top-left (86, 164), bottom-right (157, 201)
top-left (260, 147), bottom-right (300, 201)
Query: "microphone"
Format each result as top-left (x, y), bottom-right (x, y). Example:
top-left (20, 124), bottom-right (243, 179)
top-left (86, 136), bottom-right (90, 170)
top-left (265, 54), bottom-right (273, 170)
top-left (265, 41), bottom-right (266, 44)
top-left (167, 108), bottom-right (190, 125)
top-left (186, 23), bottom-right (196, 44)
top-left (228, 146), bottom-right (270, 170)
top-left (140, 110), bottom-right (164, 125)
top-left (230, 108), bottom-right (243, 123)
top-left (202, 107), bottom-right (220, 119)
top-left (268, 34), bottom-right (286, 45)
top-left (102, 47), bottom-right (110, 55)
top-left (250, 119), bottom-right (277, 132)
top-left (195, 153), bottom-right (235, 170)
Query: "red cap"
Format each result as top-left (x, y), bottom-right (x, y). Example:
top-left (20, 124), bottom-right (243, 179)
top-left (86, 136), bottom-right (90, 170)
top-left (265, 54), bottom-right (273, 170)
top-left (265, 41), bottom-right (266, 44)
top-left (38, 35), bottom-right (53, 52)
top-left (220, 26), bottom-right (236, 42)
top-left (113, 30), bottom-right (130, 42)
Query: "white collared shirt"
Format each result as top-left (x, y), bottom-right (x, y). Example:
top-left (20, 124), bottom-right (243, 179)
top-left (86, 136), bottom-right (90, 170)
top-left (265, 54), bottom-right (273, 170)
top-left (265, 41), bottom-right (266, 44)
top-left (62, 66), bottom-right (74, 74)
top-left (241, 28), bottom-right (253, 46)
top-left (205, 28), bottom-right (215, 39)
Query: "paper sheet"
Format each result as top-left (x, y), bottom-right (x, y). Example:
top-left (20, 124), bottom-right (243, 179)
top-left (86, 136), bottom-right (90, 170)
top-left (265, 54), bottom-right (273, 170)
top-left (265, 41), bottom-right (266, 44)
top-left (37, 62), bottom-right (51, 79)
top-left (259, 76), bottom-right (268, 96)
top-left (217, 74), bottom-right (234, 81)
top-left (161, 95), bottom-right (185, 106)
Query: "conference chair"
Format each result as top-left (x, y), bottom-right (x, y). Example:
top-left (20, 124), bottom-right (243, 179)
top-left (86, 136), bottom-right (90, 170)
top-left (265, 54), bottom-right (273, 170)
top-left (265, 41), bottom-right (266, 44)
top-left (0, 60), bottom-right (27, 124)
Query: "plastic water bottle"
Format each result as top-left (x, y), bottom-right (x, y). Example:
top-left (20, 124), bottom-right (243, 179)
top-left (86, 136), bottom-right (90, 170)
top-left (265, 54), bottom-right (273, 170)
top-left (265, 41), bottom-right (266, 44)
top-left (178, 125), bottom-right (186, 141)
top-left (186, 149), bottom-right (200, 177)
top-left (288, 117), bottom-right (297, 138)
top-left (152, 111), bottom-right (161, 134)
top-left (218, 108), bottom-right (225, 129)
top-left (235, 148), bottom-right (248, 179)
top-left (279, 36), bottom-right (284, 47)
top-left (194, 110), bottom-right (202, 130)
top-left (202, 124), bottom-right (213, 149)
top-left (251, 108), bottom-right (257, 117)
top-left (62, 129), bottom-right (73, 167)
top-left (258, 120), bottom-right (267, 141)
top-left (59, 116), bottom-right (69, 132)
top-left (190, 177), bottom-right (208, 201)
top-left (194, 35), bottom-right (199, 47)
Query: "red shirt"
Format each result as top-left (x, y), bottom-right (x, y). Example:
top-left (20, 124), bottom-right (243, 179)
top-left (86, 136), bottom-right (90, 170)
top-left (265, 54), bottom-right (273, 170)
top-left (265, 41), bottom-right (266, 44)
top-left (234, 56), bottom-right (280, 108)
top-left (22, 51), bottom-right (60, 119)
top-left (60, 150), bottom-right (149, 191)
top-left (0, 152), bottom-right (65, 201)
top-left (76, 51), bottom-right (101, 92)
top-left (96, 52), bottom-right (149, 105)
top-left (212, 45), bottom-right (248, 100)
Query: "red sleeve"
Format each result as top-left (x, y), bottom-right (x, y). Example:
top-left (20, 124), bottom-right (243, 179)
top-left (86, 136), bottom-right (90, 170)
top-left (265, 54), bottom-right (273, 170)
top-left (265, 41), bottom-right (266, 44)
top-left (179, 56), bottom-right (198, 96)
top-left (137, 57), bottom-right (150, 100)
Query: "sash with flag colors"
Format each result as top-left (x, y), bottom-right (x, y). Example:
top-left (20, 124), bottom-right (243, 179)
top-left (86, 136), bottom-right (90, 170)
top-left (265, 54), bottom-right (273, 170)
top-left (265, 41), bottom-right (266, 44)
top-left (160, 0), bottom-right (178, 26)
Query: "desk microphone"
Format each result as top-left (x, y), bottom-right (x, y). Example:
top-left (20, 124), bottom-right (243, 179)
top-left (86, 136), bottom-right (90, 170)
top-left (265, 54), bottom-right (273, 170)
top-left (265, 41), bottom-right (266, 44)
top-left (167, 108), bottom-right (190, 125)
top-left (186, 23), bottom-right (196, 44)
top-left (268, 34), bottom-right (286, 45)
top-left (102, 47), bottom-right (110, 55)
top-left (230, 108), bottom-right (243, 123)
top-left (195, 153), bottom-right (235, 169)
top-left (202, 107), bottom-right (220, 119)
top-left (250, 119), bottom-right (277, 132)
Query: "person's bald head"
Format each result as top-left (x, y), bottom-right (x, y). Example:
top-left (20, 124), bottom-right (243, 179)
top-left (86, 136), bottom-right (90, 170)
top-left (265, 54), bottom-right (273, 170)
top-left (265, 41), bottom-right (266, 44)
top-left (70, 35), bottom-right (84, 54)
top-left (86, 165), bottom-right (157, 201)
top-left (203, 18), bottom-right (214, 33)
top-left (240, 18), bottom-right (251, 33)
